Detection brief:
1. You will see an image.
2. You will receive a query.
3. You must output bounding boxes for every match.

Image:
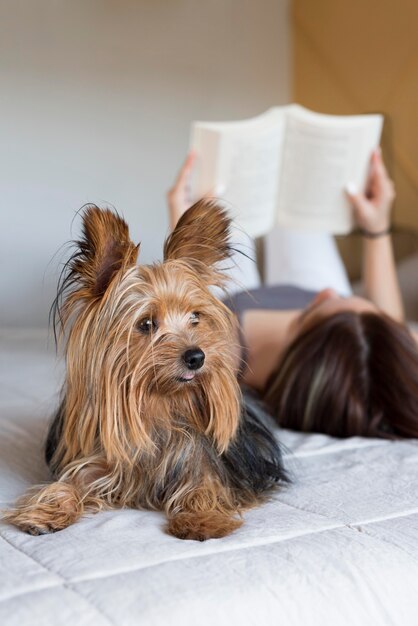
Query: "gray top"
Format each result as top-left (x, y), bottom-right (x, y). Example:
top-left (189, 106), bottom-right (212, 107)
top-left (224, 284), bottom-right (318, 323)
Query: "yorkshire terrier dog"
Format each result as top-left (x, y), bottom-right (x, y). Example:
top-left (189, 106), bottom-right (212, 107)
top-left (5, 201), bottom-right (286, 540)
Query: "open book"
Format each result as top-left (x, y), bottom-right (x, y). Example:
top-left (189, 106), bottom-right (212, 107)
top-left (190, 105), bottom-right (383, 237)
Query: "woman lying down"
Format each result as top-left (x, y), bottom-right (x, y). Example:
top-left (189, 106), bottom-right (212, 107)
top-left (167, 149), bottom-right (418, 439)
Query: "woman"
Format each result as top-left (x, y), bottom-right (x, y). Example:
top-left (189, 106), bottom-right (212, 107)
top-left (167, 150), bottom-right (418, 438)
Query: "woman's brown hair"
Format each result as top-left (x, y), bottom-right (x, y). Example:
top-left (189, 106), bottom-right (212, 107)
top-left (263, 311), bottom-right (418, 438)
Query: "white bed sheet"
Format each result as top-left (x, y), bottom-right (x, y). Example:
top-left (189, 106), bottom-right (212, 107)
top-left (1, 329), bottom-right (418, 626)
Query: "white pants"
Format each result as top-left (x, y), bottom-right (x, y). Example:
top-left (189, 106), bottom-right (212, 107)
top-left (224, 225), bottom-right (352, 297)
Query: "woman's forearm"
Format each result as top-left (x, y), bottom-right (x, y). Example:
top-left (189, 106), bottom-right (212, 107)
top-left (346, 149), bottom-right (402, 320)
top-left (362, 234), bottom-right (404, 322)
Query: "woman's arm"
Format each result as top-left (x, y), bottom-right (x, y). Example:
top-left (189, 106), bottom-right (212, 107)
top-left (346, 149), bottom-right (404, 322)
top-left (362, 234), bottom-right (404, 322)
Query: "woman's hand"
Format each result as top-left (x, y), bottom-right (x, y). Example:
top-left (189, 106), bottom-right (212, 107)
top-left (346, 148), bottom-right (395, 234)
top-left (346, 149), bottom-right (403, 321)
top-left (167, 151), bottom-right (196, 230)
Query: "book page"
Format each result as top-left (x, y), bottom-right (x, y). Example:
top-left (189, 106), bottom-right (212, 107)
top-left (190, 108), bottom-right (286, 238)
top-left (277, 107), bottom-right (383, 233)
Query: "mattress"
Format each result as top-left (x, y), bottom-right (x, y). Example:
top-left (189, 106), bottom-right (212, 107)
top-left (1, 328), bottom-right (418, 626)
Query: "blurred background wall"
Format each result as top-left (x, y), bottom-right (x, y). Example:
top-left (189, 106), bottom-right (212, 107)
top-left (293, 0), bottom-right (418, 279)
top-left (1, 0), bottom-right (417, 328)
top-left (0, 0), bottom-right (291, 327)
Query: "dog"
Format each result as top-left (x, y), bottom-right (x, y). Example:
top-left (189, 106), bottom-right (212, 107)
top-left (5, 201), bottom-right (287, 540)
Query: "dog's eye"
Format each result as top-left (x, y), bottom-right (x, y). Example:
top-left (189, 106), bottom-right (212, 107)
top-left (137, 318), bottom-right (157, 334)
top-left (190, 312), bottom-right (200, 324)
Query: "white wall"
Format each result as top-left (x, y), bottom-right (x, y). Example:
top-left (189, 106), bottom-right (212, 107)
top-left (0, 0), bottom-right (291, 327)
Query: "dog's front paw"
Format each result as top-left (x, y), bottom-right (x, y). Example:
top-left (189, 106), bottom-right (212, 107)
top-left (167, 510), bottom-right (242, 541)
top-left (10, 519), bottom-right (59, 536)
top-left (3, 482), bottom-right (83, 535)
top-left (3, 506), bottom-right (72, 535)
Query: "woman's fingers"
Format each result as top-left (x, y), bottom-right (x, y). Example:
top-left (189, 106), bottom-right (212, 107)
top-left (345, 183), bottom-right (391, 233)
top-left (345, 186), bottom-right (379, 231)
top-left (345, 187), bottom-right (370, 218)
top-left (345, 183), bottom-right (368, 213)
top-left (174, 151), bottom-right (196, 188)
top-left (372, 147), bottom-right (389, 179)
top-left (349, 148), bottom-right (394, 207)
top-left (167, 151), bottom-right (196, 200)
top-left (372, 150), bottom-right (396, 207)
top-left (167, 151), bottom-right (196, 201)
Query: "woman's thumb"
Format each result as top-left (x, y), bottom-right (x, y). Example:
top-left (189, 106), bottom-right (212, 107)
top-left (345, 183), bottom-right (369, 217)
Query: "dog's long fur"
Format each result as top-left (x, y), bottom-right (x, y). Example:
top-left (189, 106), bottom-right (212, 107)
top-left (5, 201), bottom-right (287, 540)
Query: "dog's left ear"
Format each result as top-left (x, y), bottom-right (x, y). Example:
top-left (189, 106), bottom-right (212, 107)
top-left (73, 206), bottom-right (139, 297)
top-left (163, 200), bottom-right (231, 275)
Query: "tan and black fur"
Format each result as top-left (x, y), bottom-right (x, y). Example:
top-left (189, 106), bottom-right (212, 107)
top-left (5, 201), bottom-right (286, 540)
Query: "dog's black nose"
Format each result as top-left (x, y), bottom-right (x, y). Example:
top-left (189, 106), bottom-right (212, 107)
top-left (183, 348), bottom-right (205, 371)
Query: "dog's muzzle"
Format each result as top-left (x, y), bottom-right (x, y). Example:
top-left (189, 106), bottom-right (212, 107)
top-left (183, 348), bottom-right (205, 371)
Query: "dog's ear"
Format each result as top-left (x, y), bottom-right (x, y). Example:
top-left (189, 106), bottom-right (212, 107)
top-left (72, 206), bottom-right (139, 297)
top-left (163, 200), bottom-right (231, 272)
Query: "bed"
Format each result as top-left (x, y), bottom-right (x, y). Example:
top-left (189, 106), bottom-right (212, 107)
top-left (1, 328), bottom-right (418, 626)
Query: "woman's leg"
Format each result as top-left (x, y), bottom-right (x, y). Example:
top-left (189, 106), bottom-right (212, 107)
top-left (264, 225), bottom-right (352, 296)
top-left (219, 224), bottom-right (352, 298)
top-left (218, 226), bottom-right (261, 296)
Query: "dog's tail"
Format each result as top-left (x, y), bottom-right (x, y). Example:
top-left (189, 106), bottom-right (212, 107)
top-left (221, 387), bottom-right (289, 500)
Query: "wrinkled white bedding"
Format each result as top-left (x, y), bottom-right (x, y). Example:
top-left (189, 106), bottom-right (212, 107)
top-left (1, 329), bottom-right (418, 626)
